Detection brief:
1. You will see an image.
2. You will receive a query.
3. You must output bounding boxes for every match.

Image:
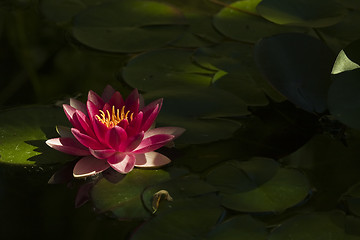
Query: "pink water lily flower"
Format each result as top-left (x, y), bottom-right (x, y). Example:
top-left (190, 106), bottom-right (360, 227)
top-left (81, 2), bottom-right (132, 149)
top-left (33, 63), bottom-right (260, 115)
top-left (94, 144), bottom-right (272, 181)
top-left (46, 85), bottom-right (185, 177)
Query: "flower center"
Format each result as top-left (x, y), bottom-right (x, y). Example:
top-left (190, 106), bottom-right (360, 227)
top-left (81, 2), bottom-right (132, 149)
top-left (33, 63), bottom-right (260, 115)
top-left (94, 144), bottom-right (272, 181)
top-left (95, 106), bottom-right (133, 128)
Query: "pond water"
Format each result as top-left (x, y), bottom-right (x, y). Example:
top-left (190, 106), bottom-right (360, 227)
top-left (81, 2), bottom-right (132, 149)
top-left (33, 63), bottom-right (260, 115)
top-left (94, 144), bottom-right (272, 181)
top-left (2, 0), bottom-right (360, 239)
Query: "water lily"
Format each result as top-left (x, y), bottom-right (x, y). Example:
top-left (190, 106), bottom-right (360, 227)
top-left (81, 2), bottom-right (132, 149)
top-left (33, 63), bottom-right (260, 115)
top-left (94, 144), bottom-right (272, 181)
top-left (46, 85), bottom-right (185, 177)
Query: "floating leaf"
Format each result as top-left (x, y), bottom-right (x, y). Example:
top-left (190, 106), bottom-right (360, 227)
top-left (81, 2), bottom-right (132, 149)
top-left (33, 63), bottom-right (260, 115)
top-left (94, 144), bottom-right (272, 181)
top-left (213, 0), bottom-right (301, 43)
top-left (281, 133), bottom-right (360, 210)
top-left (207, 215), bottom-right (267, 240)
top-left (144, 87), bottom-right (249, 144)
top-left (268, 211), bottom-right (360, 240)
top-left (72, 0), bottom-right (186, 53)
top-left (122, 48), bottom-right (214, 91)
top-left (91, 169), bottom-right (171, 220)
top-left (255, 33), bottom-right (335, 113)
top-left (257, 0), bottom-right (346, 28)
top-left (130, 202), bottom-right (224, 240)
top-left (0, 106), bottom-right (75, 166)
top-left (207, 157), bottom-right (310, 213)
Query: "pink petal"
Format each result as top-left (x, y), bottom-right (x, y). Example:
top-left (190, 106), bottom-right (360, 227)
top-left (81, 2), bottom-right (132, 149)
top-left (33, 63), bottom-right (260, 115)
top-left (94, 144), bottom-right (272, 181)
top-left (87, 100), bottom-right (100, 120)
top-left (102, 102), bottom-right (111, 113)
top-left (63, 104), bottom-right (83, 130)
top-left (119, 119), bottom-right (129, 129)
top-left (101, 85), bottom-right (116, 102)
top-left (70, 98), bottom-right (87, 115)
top-left (125, 89), bottom-right (140, 114)
top-left (133, 134), bottom-right (175, 154)
top-left (108, 91), bottom-right (125, 110)
top-left (141, 104), bottom-right (160, 132)
top-left (71, 128), bottom-right (103, 150)
top-left (73, 156), bottom-right (110, 177)
top-left (106, 126), bottom-right (127, 151)
top-left (125, 131), bottom-right (144, 152)
top-left (73, 110), bottom-right (96, 138)
top-left (89, 148), bottom-right (116, 159)
top-left (56, 126), bottom-right (74, 138)
top-left (134, 152), bottom-right (171, 168)
top-left (108, 153), bottom-right (136, 174)
top-left (127, 111), bottom-right (143, 137)
top-left (93, 118), bottom-right (109, 143)
top-left (144, 127), bottom-right (185, 139)
top-left (46, 138), bottom-right (90, 156)
top-left (88, 90), bottom-right (105, 109)
top-left (142, 98), bottom-right (163, 115)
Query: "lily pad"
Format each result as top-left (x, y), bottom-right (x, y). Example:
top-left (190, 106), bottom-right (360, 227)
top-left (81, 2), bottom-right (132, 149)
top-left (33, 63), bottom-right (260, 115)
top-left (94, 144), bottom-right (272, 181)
top-left (213, 0), bottom-right (301, 43)
top-left (0, 106), bottom-right (75, 166)
top-left (72, 0), bottom-right (186, 53)
top-left (281, 133), bottom-right (360, 210)
top-left (122, 48), bottom-right (215, 91)
top-left (142, 174), bottom-right (218, 213)
top-left (130, 202), bottom-right (224, 240)
top-left (257, 0), bottom-right (346, 28)
top-left (342, 182), bottom-right (360, 217)
top-left (144, 87), bottom-right (249, 144)
top-left (91, 169), bottom-right (171, 220)
top-left (268, 211), bottom-right (360, 240)
top-left (254, 33), bottom-right (335, 113)
top-left (206, 158), bottom-right (311, 213)
top-left (206, 215), bottom-right (267, 240)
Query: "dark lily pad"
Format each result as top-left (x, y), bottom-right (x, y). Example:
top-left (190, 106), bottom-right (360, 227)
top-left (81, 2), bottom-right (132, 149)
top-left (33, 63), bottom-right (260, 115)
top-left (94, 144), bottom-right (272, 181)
top-left (281, 133), bottom-right (360, 210)
top-left (91, 169), bottom-right (171, 220)
top-left (206, 158), bottom-right (310, 213)
top-left (257, 0), bottom-right (346, 28)
top-left (122, 48), bottom-right (215, 91)
top-left (342, 182), bottom-right (360, 217)
top-left (268, 211), bottom-right (360, 240)
top-left (144, 87), bottom-right (249, 144)
top-left (254, 33), bottom-right (335, 113)
top-left (328, 69), bottom-right (360, 130)
top-left (0, 106), bottom-right (75, 166)
top-left (72, 0), bottom-right (186, 53)
top-left (130, 201), bottom-right (224, 240)
top-left (213, 0), bottom-right (302, 43)
top-left (206, 215), bottom-right (268, 240)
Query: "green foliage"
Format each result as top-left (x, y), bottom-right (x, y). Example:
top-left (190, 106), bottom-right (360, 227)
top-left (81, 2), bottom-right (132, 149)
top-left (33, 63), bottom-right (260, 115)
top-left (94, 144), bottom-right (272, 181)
top-left (2, 0), bottom-right (360, 239)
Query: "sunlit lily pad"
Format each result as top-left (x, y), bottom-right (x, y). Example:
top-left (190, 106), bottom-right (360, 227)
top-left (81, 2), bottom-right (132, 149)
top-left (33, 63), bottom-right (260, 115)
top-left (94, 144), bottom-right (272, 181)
top-left (255, 33), bottom-right (335, 113)
top-left (144, 87), bottom-right (249, 144)
top-left (213, 0), bottom-right (302, 43)
top-left (91, 169), bottom-right (171, 220)
top-left (206, 157), bottom-right (310, 213)
top-left (72, 0), bottom-right (186, 53)
top-left (0, 106), bottom-right (75, 166)
top-left (268, 211), bottom-right (360, 240)
top-left (257, 0), bottom-right (346, 28)
top-left (122, 48), bottom-right (215, 91)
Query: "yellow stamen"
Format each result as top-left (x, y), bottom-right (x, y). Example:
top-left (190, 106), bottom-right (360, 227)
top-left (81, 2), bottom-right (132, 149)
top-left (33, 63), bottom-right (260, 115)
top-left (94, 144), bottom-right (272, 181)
top-left (95, 106), bottom-right (133, 128)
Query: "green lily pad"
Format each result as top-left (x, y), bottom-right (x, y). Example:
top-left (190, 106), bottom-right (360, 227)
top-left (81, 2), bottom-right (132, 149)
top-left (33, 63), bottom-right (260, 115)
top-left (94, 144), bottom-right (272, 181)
top-left (72, 0), bottom-right (186, 53)
top-left (130, 202), bottom-right (224, 240)
top-left (142, 174), bottom-right (218, 213)
top-left (281, 133), bottom-right (360, 210)
top-left (122, 49), bottom-right (215, 91)
top-left (0, 106), bottom-right (75, 166)
top-left (328, 68), bottom-right (360, 130)
top-left (342, 182), bottom-right (360, 217)
top-left (254, 33), bottom-right (335, 113)
top-left (91, 169), bottom-right (171, 220)
top-left (213, 0), bottom-right (302, 43)
top-left (206, 158), bottom-right (310, 213)
top-left (206, 215), bottom-right (267, 240)
top-left (145, 87), bottom-right (249, 144)
top-left (257, 0), bottom-right (346, 28)
top-left (268, 211), bottom-right (360, 240)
